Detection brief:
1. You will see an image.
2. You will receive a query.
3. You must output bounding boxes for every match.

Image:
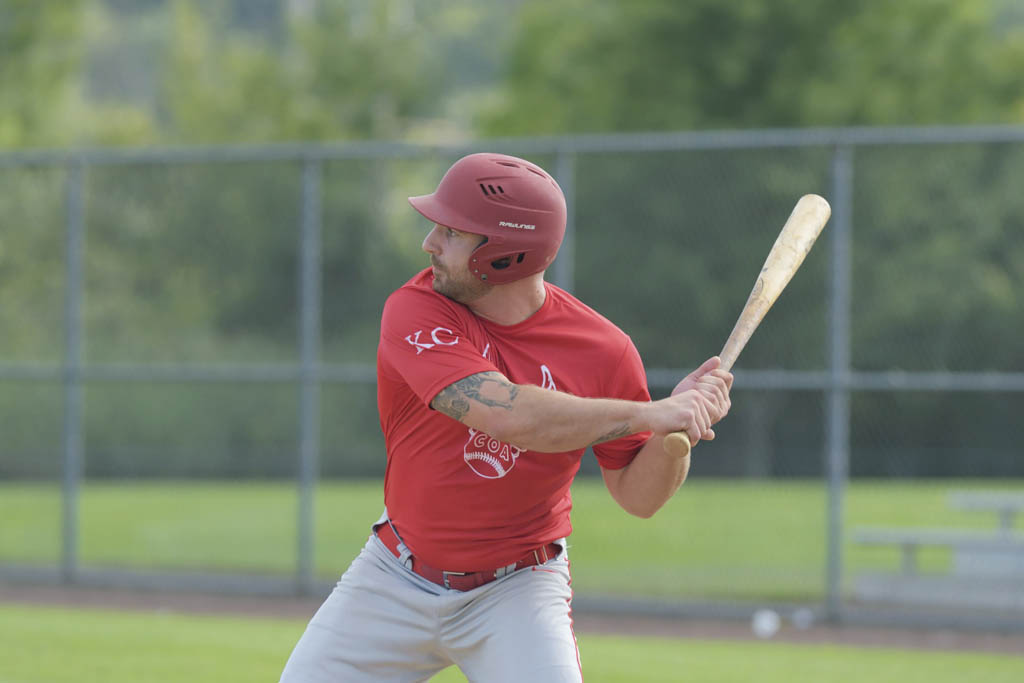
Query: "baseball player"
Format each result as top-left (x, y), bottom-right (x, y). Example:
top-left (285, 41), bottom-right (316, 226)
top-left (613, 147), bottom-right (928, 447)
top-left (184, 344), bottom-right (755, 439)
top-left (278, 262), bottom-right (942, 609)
top-left (280, 153), bottom-right (732, 682)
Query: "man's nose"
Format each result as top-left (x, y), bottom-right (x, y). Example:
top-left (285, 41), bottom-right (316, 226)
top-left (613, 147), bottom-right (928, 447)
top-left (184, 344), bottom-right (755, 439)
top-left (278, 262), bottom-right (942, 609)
top-left (422, 225), bottom-right (441, 254)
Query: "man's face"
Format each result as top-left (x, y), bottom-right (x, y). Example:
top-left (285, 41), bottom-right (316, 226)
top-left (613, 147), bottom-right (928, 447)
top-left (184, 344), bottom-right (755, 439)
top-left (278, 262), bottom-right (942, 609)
top-left (421, 224), bottom-right (493, 303)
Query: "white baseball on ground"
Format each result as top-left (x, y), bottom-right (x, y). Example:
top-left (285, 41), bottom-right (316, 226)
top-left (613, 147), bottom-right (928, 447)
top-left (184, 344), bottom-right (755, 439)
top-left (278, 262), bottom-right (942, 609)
top-left (751, 608), bottom-right (781, 639)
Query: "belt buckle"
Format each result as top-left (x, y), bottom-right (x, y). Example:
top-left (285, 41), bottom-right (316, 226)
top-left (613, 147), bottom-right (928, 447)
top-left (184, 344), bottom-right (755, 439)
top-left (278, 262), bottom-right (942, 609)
top-left (442, 570), bottom-right (466, 590)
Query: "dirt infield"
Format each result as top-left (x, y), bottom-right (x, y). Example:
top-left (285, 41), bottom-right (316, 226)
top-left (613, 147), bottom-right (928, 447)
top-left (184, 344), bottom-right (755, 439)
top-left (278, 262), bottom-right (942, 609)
top-left (2, 582), bottom-right (1021, 656)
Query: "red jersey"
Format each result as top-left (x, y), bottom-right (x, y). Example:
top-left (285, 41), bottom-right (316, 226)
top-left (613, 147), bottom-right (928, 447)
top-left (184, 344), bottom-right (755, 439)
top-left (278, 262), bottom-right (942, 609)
top-left (376, 268), bottom-right (651, 570)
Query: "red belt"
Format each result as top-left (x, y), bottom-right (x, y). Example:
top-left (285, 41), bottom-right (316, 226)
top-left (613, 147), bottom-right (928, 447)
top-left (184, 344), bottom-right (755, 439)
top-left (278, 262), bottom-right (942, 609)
top-left (375, 522), bottom-right (561, 592)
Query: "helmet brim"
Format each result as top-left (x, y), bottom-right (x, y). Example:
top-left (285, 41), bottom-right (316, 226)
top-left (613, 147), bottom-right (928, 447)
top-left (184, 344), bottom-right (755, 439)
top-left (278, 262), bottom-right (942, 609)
top-left (409, 193), bottom-right (464, 233)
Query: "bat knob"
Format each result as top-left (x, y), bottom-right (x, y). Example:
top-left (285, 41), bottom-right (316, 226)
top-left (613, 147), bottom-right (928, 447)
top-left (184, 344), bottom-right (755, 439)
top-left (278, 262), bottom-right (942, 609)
top-left (662, 432), bottom-right (692, 459)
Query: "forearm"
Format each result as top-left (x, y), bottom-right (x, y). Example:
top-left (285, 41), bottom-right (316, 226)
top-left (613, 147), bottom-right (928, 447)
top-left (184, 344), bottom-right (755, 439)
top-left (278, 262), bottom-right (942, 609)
top-left (602, 436), bottom-right (690, 518)
top-left (431, 372), bottom-right (650, 452)
top-left (501, 384), bottom-right (649, 452)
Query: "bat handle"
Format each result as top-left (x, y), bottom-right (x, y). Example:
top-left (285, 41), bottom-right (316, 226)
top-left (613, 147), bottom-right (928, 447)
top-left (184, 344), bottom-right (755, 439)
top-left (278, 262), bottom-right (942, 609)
top-left (662, 431), bottom-right (692, 459)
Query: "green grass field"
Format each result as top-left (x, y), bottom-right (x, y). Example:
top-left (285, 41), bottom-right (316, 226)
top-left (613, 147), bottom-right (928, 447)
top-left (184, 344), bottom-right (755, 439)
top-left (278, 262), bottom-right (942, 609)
top-left (1, 604), bottom-right (1021, 683)
top-left (2, 478), bottom-right (1022, 601)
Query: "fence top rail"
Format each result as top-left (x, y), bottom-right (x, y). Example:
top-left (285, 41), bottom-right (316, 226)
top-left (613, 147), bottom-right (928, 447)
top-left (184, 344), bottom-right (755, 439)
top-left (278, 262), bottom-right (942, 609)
top-left (5, 124), bottom-right (1024, 167)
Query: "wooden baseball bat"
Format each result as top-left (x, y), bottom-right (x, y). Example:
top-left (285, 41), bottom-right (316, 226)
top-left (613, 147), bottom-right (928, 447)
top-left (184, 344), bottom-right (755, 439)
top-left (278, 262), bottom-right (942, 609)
top-left (662, 194), bottom-right (832, 459)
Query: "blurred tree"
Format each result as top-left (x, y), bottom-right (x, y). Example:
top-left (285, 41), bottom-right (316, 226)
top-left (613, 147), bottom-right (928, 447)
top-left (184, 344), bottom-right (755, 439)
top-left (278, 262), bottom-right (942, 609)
top-left (158, 0), bottom-right (442, 143)
top-left (483, 0), bottom-right (1024, 134)
top-left (0, 0), bottom-right (85, 147)
top-left (0, 2), bottom-right (88, 368)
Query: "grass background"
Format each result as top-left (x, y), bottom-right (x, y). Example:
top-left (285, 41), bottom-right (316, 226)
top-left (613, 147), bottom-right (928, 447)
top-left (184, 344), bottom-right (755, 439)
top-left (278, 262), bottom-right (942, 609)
top-left (2, 478), bottom-right (1022, 601)
top-left (1, 604), bottom-right (1022, 683)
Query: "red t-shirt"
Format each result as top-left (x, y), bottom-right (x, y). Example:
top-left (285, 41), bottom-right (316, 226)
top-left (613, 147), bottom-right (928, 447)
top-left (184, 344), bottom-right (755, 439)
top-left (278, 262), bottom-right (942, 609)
top-left (376, 268), bottom-right (651, 570)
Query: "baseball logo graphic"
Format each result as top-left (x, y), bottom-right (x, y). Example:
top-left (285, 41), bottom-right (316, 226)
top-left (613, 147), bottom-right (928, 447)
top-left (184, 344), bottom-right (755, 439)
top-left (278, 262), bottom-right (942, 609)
top-left (463, 428), bottom-right (523, 479)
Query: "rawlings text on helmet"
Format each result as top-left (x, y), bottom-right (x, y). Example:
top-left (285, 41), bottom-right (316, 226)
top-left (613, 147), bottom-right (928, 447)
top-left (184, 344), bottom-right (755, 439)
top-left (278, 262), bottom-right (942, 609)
top-left (497, 221), bottom-right (536, 230)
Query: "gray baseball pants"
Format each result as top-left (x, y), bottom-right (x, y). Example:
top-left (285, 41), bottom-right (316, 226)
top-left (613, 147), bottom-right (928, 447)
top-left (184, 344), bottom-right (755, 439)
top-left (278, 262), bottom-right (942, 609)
top-left (279, 531), bottom-right (582, 682)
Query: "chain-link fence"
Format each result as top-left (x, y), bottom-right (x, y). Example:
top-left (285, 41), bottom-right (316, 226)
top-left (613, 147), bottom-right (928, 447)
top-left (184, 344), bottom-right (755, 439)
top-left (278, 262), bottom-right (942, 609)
top-left (2, 127), bottom-right (1023, 628)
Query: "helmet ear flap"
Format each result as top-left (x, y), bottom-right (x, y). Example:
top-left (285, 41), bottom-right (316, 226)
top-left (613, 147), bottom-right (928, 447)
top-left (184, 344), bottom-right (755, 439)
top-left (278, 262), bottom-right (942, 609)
top-left (489, 253), bottom-right (524, 271)
top-left (472, 249), bottom-right (532, 282)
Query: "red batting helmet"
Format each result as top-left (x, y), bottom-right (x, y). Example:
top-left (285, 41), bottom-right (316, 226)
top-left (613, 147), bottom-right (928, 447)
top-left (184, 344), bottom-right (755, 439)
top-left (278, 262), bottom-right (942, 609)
top-left (408, 153), bottom-right (567, 284)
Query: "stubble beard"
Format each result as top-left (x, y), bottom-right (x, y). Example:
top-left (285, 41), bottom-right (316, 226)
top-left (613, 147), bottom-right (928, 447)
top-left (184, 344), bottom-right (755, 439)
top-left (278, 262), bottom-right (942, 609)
top-left (432, 263), bottom-right (492, 304)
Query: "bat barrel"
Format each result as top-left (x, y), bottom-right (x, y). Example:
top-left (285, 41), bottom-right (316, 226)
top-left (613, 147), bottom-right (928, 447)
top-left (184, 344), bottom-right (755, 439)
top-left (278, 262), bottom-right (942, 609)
top-left (718, 194), bottom-right (830, 372)
top-left (661, 194), bottom-right (831, 462)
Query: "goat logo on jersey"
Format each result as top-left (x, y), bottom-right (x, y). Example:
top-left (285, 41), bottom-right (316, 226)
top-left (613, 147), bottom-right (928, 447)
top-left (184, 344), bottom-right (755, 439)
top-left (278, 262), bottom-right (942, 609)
top-left (462, 364), bottom-right (557, 479)
top-left (463, 427), bottom-right (524, 479)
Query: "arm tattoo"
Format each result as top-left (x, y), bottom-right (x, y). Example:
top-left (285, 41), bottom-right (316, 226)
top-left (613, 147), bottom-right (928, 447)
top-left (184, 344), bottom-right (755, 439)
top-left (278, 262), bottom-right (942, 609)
top-left (431, 387), bottom-right (471, 421)
top-left (588, 423), bottom-right (631, 447)
top-left (431, 372), bottom-right (520, 422)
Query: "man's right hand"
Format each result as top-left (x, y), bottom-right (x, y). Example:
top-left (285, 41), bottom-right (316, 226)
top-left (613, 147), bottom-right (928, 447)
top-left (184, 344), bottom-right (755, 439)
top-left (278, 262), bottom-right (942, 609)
top-left (646, 357), bottom-right (733, 446)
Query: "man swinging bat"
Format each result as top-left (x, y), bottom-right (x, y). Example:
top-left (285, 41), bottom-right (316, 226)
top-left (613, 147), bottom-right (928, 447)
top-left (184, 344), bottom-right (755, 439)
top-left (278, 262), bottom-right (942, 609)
top-left (280, 152), bottom-right (735, 682)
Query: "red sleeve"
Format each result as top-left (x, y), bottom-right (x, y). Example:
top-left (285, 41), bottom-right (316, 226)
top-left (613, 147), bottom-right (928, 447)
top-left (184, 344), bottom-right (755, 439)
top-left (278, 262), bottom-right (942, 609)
top-left (592, 337), bottom-right (652, 470)
top-left (379, 286), bottom-right (500, 408)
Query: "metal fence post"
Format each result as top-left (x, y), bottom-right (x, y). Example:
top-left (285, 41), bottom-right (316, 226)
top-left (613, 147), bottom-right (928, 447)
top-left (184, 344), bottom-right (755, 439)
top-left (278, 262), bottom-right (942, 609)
top-left (553, 148), bottom-right (576, 292)
top-left (297, 159), bottom-right (323, 594)
top-left (825, 145), bottom-right (854, 620)
top-left (61, 162), bottom-right (86, 583)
